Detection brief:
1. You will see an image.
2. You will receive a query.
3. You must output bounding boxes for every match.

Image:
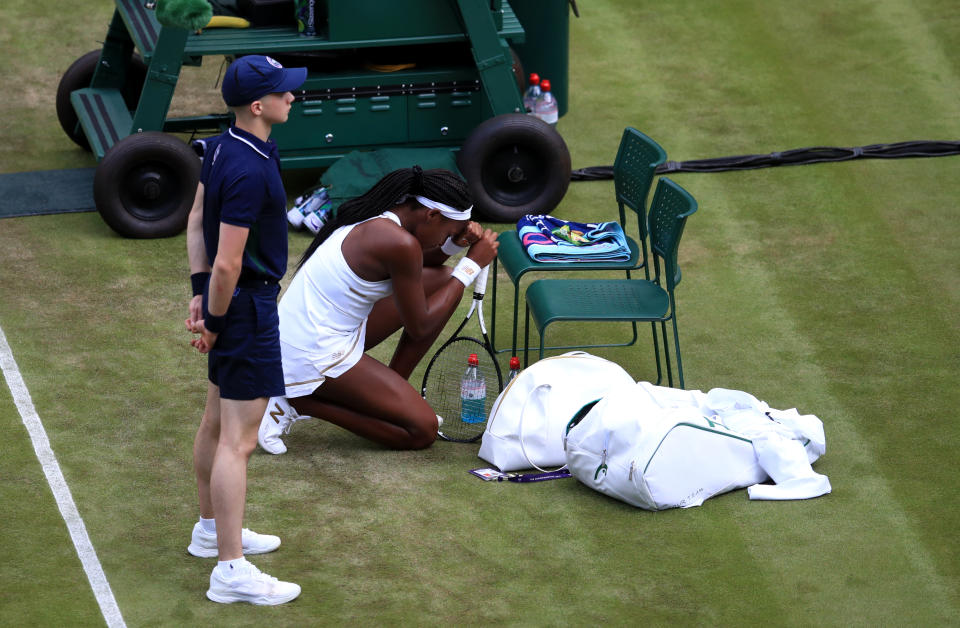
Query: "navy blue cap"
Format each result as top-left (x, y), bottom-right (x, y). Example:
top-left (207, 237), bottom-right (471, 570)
top-left (221, 56), bottom-right (307, 107)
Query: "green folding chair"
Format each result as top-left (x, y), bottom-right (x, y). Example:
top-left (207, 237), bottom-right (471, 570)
top-left (523, 178), bottom-right (697, 388)
top-left (490, 127), bottom-right (667, 356)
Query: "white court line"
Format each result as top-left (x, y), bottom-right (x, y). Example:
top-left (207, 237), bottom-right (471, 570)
top-left (0, 324), bottom-right (126, 628)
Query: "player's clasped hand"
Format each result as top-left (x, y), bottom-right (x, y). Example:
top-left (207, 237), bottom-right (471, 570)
top-left (452, 220), bottom-right (484, 247)
top-left (185, 315), bottom-right (218, 354)
top-left (465, 228), bottom-right (499, 268)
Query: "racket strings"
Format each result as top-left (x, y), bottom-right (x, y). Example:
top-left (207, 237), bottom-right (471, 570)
top-left (425, 339), bottom-right (500, 442)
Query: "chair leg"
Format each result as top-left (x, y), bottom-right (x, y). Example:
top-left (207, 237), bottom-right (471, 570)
top-left (523, 301), bottom-right (531, 368)
top-left (671, 315), bottom-right (685, 390)
top-left (659, 320), bottom-right (674, 388)
top-left (649, 321), bottom-right (663, 386)
top-left (539, 321), bottom-right (547, 362)
top-left (511, 282), bottom-right (522, 357)
top-left (523, 308), bottom-right (559, 364)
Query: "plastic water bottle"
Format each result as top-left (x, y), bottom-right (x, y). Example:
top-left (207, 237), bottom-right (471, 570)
top-left (523, 73), bottom-right (542, 113)
top-left (460, 353), bottom-right (487, 424)
top-left (287, 194), bottom-right (317, 229)
top-left (508, 356), bottom-right (521, 382)
top-left (296, 0), bottom-right (316, 36)
top-left (289, 187), bottom-right (329, 230)
top-left (534, 79), bottom-right (558, 126)
top-left (303, 200), bottom-right (332, 234)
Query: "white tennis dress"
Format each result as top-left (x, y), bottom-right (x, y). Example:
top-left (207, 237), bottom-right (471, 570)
top-left (278, 212), bottom-right (398, 397)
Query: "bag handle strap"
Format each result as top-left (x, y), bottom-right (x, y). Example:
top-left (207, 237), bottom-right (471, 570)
top-left (517, 383), bottom-right (568, 473)
top-left (485, 352), bottom-right (593, 434)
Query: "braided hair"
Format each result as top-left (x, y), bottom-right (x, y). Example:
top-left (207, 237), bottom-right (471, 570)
top-left (298, 166), bottom-right (472, 270)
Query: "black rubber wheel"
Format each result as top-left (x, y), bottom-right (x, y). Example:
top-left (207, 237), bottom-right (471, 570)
top-left (56, 50), bottom-right (148, 151)
top-left (458, 114), bottom-right (571, 222)
top-left (94, 132), bottom-right (200, 238)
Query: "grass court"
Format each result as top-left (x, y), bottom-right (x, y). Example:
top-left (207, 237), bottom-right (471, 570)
top-left (1, 0), bottom-right (958, 625)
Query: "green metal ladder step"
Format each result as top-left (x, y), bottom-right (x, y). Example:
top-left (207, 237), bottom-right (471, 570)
top-left (115, 0), bottom-right (162, 61)
top-left (70, 88), bottom-right (132, 159)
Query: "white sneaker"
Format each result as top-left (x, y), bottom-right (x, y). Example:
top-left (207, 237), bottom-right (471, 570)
top-left (258, 396), bottom-right (308, 455)
top-left (187, 522), bottom-right (281, 558)
top-left (206, 560), bottom-right (300, 605)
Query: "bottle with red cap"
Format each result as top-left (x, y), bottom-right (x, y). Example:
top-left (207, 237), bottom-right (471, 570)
top-left (507, 356), bottom-right (521, 382)
top-left (460, 353), bottom-right (487, 424)
top-left (534, 79), bottom-right (558, 125)
top-left (523, 73), bottom-right (542, 113)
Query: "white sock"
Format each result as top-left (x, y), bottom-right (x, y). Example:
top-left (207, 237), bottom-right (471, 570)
top-left (217, 557), bottom-right (247, 576)
top-left (199, 516), bottom-right (217, 534)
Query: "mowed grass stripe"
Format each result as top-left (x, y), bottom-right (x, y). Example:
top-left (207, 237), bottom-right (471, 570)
top-left (247, 430), bottom-right (788, 625)
top-left (1, 0), bottom-right (957, 624)
top-left (765, 160), bottom-right (960, 599)
top-left (587, 0), bottom-right (959, 620)
top-left (0, 215), bottom-right (206, 623)
top-left (664, 0), bottom-right (959, 618)
top-left (706, 0), bottom-right (960, 599)
top-left (871, 0), bottom-right (960, 118)
top-left (681, 164), bottom-right (958, 624)
top-left (0, 340), bottom-right (106, 627)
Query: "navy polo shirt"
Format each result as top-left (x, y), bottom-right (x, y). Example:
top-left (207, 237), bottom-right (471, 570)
top-left (201, 126), bottom-right (287, 282)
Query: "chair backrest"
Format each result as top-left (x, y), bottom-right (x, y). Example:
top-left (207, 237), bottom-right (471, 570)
top-left (613, 128), bottom-right (668, 232)
top-left (648, 178), bottom-right (698, 292)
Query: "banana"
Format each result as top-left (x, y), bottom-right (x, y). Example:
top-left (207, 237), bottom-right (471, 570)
top-left (204, 15), bottom-right (251, 29)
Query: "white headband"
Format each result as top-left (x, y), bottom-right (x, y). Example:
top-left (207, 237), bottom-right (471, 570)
top-left (414, 195), bottom-right (472, 221)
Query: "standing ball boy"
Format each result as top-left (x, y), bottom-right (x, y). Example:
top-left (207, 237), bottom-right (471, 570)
top-left (185, 55), bottom-right (305, 605)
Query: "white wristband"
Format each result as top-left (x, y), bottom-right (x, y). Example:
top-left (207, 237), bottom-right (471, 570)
top-left (451, 257), bottom-right (482, 287)
top-left (441, 237), bottom-right (467, 256)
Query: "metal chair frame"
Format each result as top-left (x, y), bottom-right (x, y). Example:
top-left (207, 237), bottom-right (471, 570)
top-left (490, 127), bottom-right (667, 357)
top-left (523, 178), bottom-right (697, 388)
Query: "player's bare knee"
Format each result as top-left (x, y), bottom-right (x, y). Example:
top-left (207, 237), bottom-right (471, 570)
top-left (405, 413), bottom-right (438, 449)
top-left (408, 429), bottom-right (437, 450)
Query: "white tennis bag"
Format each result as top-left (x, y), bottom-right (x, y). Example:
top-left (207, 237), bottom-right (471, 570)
top-left (478, 352), bottom-right (636, 472)
top-left (564, 381), bottom-right (830, 510)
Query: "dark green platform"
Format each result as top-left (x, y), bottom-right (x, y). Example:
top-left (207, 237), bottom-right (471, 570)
top-left (0, 168), bottom-right (96, 219)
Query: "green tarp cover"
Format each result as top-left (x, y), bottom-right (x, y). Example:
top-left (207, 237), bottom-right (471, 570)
top-left (319, 148), bottom-right (461, 211)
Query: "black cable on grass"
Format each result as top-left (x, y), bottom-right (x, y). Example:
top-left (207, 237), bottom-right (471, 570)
top-left (570, 140), bottom-right (960, 180)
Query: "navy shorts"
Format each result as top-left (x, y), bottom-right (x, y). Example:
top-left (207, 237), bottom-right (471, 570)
top-left (206, 281), bottom-right (284, 400)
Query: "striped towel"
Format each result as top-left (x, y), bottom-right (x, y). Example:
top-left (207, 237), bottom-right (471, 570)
top-left (517, 215), bottom-right (631, 263)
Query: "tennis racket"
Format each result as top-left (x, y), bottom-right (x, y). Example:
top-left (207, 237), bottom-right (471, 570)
top-left (421, 265), bottom-right (503, 442)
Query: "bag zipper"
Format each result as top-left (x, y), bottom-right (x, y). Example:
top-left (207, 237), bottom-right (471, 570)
top-left (594, 432), bottom-right (610, 480)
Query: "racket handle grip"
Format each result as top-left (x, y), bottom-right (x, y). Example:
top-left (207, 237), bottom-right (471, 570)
top-left (473, 265), bottom-right (490, 297)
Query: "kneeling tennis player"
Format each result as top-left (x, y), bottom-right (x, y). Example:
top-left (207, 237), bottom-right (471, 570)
top-left (258, 166), bottom-right (498, 452)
